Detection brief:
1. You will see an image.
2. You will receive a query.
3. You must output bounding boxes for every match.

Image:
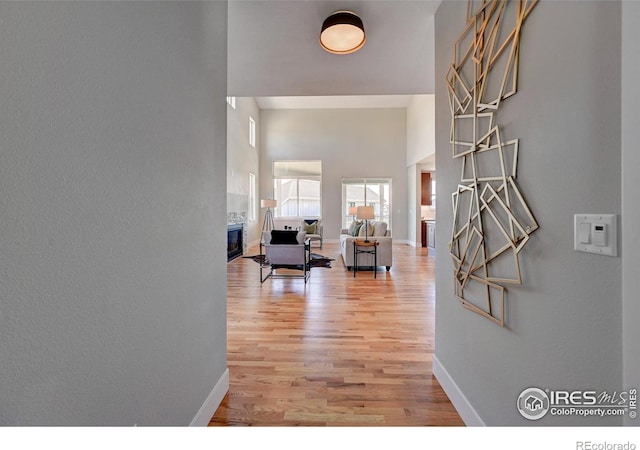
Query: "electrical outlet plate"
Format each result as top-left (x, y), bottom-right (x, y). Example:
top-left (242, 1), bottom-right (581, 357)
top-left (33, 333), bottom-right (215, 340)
top-left (573, 214), bottom-right (617, 257)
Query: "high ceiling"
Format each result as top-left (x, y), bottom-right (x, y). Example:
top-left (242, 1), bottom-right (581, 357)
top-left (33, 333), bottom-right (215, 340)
top-left (228, 0), bottom-right (442, 98)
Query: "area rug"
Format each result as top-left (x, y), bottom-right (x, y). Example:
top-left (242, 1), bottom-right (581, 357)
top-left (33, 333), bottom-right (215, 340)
top-left (243, 253), bottom-right (334, 268)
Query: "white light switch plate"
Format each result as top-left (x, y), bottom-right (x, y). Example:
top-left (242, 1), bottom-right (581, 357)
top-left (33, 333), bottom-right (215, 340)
top-left (574, 214), bottom-right (617, 257)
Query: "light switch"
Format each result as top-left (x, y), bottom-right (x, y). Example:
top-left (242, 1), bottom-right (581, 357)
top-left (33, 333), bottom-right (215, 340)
top-left (579, 223), bottom-right (590, 244)
top-left (592, 224), bottom-right (606, 246)
top-left (574, 214), bottom-right (617, 257)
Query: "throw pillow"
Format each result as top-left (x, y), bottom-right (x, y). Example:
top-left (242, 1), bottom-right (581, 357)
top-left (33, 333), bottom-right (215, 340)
top-left (270, 230), bottom-right (299, 245)
top-left (303, 221), bottom-right (317, 234)
top-left (373, 221), bottom-right (388, 237)
top-left (358, 222), bottom-right (374, 238)
top-left (348, 220), bottom-right (363, 236)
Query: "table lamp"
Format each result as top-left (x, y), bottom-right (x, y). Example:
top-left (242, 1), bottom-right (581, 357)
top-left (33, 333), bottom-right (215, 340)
top-left (356, 206), bottom-right (375, 242)
top-left (348, 206), bottom-right (358, 223)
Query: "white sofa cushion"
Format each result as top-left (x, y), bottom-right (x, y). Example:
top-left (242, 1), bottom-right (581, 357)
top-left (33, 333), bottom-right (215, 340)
top-left (372, 221), bottom-right (388, 237)
top-left (358, 222), bottom-right (374, 237)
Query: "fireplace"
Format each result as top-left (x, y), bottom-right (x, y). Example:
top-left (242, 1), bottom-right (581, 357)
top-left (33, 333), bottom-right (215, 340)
top-left (227, 223), bottom-right (243, 262)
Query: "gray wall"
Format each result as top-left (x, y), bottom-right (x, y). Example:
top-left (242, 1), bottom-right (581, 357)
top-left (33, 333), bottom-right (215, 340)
top-left (228, 97), bottom-right (261, 246)
top-left (407, 165), bottom-right (420, 246)
top-left (259, 108), bottom-right (408, 242)
top-left (434, 1), bottom-right (623, 425)
top-left (622, 0), bottom-right (640, 425)
top-left (406, 95), bottom-right (435, 166)
top-left (0, 1), bottom-right (228, 425)
top-left (407, 95), bottom-right (436, 247)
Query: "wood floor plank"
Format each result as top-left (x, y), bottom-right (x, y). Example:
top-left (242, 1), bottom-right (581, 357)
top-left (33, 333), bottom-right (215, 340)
top-left (209, 243), bottom-right (464, 427)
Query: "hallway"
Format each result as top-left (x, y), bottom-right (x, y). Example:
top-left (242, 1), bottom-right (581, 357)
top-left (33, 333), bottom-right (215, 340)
top-left (210, 243), bottom-right (463, 426)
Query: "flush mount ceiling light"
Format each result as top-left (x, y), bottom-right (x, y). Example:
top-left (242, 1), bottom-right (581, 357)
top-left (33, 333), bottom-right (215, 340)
top-left (320, 10), bottom-right (366, 55)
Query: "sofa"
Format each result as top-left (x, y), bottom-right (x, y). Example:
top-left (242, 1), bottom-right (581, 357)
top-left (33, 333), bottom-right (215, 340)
top-left (339, 221), bottom-right (392, 271)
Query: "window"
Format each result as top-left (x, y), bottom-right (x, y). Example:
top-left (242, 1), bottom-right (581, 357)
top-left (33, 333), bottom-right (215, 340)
top-left (249, 173), bottom-right (256, 221)
top-left (249, 117), bottom-right (256, 148)
top-left (226, 96), bottom-right (236, 109)
top-left (273, 161), bottom-right (322, 218)
top-left (342, 179), bottom-right (392, 229)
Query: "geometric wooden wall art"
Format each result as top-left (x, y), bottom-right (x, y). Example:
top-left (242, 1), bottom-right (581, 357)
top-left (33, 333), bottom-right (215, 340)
top-left (447, 0), bottom-right (539, 326)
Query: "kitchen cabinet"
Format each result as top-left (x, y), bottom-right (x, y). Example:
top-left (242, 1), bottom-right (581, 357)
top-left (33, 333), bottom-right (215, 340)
top-left (421, 172), bottom-right (432, 205)
top-left (427, 221), bottom-right (436, 253)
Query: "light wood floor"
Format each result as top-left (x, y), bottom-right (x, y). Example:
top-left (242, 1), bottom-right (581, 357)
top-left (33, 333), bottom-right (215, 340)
top-left (209, 242), bottom-right (464, 426)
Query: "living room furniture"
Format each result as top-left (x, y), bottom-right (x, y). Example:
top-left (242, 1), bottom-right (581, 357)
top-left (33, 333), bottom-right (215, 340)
top-left (340, 221), bottom-right (392, 271)
top-left (353, 239), bottom-right (379, 278)
top-left (301, 218), bottom-right (323, 248)
top-left (260, 230), bottom-right (311, 284)
top-left (272, 218), bottom-right (323, 248)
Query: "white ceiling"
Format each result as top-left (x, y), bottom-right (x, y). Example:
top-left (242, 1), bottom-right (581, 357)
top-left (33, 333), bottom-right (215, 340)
top-left (228, 0), bottom-right (441, 98)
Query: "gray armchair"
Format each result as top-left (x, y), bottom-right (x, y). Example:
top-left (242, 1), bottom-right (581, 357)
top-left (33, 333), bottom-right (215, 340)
top-left (260, 230), bottom-right (311, 283)
top-left (301, 218), bottom-right (322, 248)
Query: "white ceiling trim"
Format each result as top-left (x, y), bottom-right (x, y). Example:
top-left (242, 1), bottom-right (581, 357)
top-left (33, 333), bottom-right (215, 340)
top-left (254, 94), bottom-right (415, 110)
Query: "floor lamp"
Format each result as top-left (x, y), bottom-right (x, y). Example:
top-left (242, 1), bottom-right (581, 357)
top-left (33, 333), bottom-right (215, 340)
top-left (261, 199), bottom-right (277, 232)
top-left (356, 206), bottom-right (375, 243)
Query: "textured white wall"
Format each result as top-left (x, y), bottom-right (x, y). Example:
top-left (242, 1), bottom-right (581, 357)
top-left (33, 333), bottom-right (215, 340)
top-left (622, 0), bottom-right (640, 425)
top-left (228, 97), bottom-right (261, 246)
top-left (435, 1), bottom-right (623, 425)
top-left (259, 108), bottom-right (408, 241)
top-left (0, 2), bottom-right (228, 425)
top-left (407, 95), bottom-right (435, 247)
top-left (406, 95), bottom-right (436, 167)
top-left (407, 165), bottom-right (420, 247)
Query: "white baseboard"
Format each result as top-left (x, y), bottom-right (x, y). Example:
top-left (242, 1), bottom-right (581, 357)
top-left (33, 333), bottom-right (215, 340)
top-left (288, 239), bottom-right (418, 246)
top-left (190, 368), bottom-right (229, 426)
top-left (295, 239), bottom-right (417, 246)
top-left (433, 355), bottom-right (485, 426)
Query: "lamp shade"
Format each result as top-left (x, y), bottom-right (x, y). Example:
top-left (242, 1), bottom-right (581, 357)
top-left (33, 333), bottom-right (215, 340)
top-left (261, 199), bottom-right (277, 208)
top-left (320, 11), bottom-right (366, 55)
top-left (356, 206), bottom-right (374, 220)
top-left (348, 206), bottom-right (358, 216)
